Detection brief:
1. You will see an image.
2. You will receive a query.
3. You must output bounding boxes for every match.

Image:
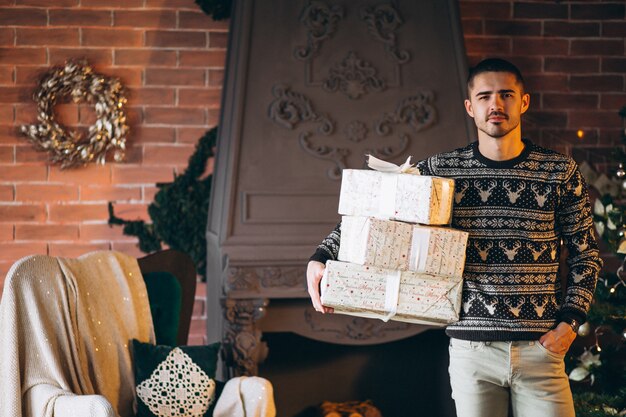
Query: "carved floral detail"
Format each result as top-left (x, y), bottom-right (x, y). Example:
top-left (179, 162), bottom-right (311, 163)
top-left (360, 3), bottom-right (410, 64)
top-left (343, 120), bottom-right (368, 142)
top-left (222, 298), bottom-right (269, 377)
top-left (268, 84), bottom-right (349, 180)
top-left (226, 266), bottom-right (306, 292)
top-left (293, 1), bottom-right (344, 61)
top-left (304, 309), bottom-right (415, 341)
top-left (375, 91), bottom-right (437, 136)
top-left (323, 51), bottom-right (386, 99)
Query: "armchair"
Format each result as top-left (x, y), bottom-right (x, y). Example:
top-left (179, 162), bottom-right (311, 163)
top-left (0, 250), bottom-right (276, 417)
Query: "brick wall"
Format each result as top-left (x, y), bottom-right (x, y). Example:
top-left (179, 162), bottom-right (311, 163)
top-left (0, 1), bottom-right (624, 344)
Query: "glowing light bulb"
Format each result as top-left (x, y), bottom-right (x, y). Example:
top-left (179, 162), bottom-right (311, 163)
top-left (576, 130), bottom-right (584, 139)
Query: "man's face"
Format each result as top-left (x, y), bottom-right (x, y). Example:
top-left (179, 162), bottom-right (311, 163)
top-left (464, 72), bottom-right (530, 139)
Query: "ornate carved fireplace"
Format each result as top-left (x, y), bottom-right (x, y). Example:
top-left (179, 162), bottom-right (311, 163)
top-left (206, 0), bottom-right (472, 408)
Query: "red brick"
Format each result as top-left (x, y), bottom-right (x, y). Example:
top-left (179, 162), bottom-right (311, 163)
top-left (143, 144), bottom-right (194, 165)
top-left (0, 8), bottom-right (47, 26)
top-left (16, 224), bottom-right (79, 240)
top-left (145, 30), bottom-right (206, 48)
top-left (600, 93), bottom-right (626, 110)
top-left (208, 32), bottom-right (228, 49)
top-left (80, 185), bottom-right (141, 201)
top-left (144, 107), bottom-right (205, 125)
top-left (79, 223), bottom-right (137, 241)
top-left (49, 48), bottom-right (113, 67)
top-left (570, 75), bottom-right (623, 92)
top-left (192, 297), bottom-right (205, 318)
top-left (0, 204), bottom-right (45, 222)
top-left (48, 242), bottom-right (111, 257)
top-left (208, 69), bottom-right (224, 87)
top-left (0, 243), bottom-right (47, 261)
top-left (603, 22), bottom-right (626, 37)
top-left (15, 146), bottom-right (51, 163)
top-left (189, 317), bottom-right (206, 338)
top-left (571, 40), bottom-right (623, 56)
top-left (82, 29), bottom-right (143, 47)
top-left (119, 145), bottom-right (142, 164)
top-left (512, 39), bottom-right (569, 55)
top-left (0, 125), bottom-right (20, 145)
top-left (16, 0), bottom-right (77, 5)
top-left (179, 11), bottom-right (229, 30)
top-left (114, 49), bottom-right (176, 66)
top-left (176, 127), bottom-right (209, 143)
top-left (0, 145), bottom-right (12, 163)
top-left (0, 104), bottom-right (13, 123)
top-left (129, 126), bottom-right (176, 144)
top-left (464, 37), bottom-right (511, 55)
top-left (111, 166), bottom-right (174, 184)
top-left (145, 68), bottom-right (205, 86)
top-left (186, 334), bottom-right (206, 346)
top-left (461, 19), bottom-right (483, 36)
top-left (114, 10), bottom-right (176, 28)
top-left (0, 66), bottom-right (14, 85)
top-left (0, 28), bottom-right (13, 46)
top-left (0, 48), bottom-right (46, 65)
top-left (16, 28), bottom-right (80, 46)
top-left (128, 88), bottom-right (175, 105)
top-left (0, 165), bottom-right (46, 181)
top-left (15, 184), bottom-right (78, 201)
top-left (48, 203), bottom-right (109, 222)
top-left (514, 2), bottom-right (568, 19)
top-left (484, 20), bottom-right (541, 36)
top-left (49, 165), bottom-right (111, 185)
top-left (569, 111), bottom-right (623, 129)
top-left (543, 93), bottom-right (599, 110)
top-left (80, 0), bottom-right (143, 7)
top-left (524, 111), bottom-right (568, 129)
top-left (0, 224), bottom-right (13, 240)
top-left (49, 9), bottom-right (112, 26)
top-left (109, 241), bottom-right (144, 258)
top-left (543, 129), bottom-right (599, 146)
top-left (57, 103), bottom-right (80, 125)
top-left (14, 66), bottom-right (48, 86)
top-left (110, 67), bottom-right (143, 87)
top-left (524, 75), bottom-right (568, 92)
top-left (544, 22), bottom-right (600, 38)
top-left (143, 185), bottom-right (158, 201)
top-left (460, 2), bottom-right (511, 18)
top-left (16, 103), bottom-right (39, 126)
top-left (109, 203), bottom-right (150, 221)
top-left (207, 109), bottom-right (219, 126)
top-left (179, 50), bottom-right (227, 68)
top-left (144, 0), bottom-right (198, 9)
top-left (178, 89), bottom-right (222, 107)
top-left (0, 185), bottom-right (13, 201)
top-left (602, 57), bottom-right (626, 73)
top-left (571, 3), bottom-right (625, 20)
top-left (545, 57), bottom-right (600, 74)
top-left (77, 104), bottom-right (97, 125)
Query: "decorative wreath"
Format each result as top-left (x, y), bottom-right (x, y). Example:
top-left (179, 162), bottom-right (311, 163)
top-left (21, 61), bottom-right (129, 169)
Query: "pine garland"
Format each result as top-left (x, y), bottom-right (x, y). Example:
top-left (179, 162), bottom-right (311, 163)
top-left (108, 128), bottom-right (217, 280)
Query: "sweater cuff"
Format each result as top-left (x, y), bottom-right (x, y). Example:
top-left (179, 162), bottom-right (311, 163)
top-left (557, 307), bottom-right (587, 326)
top-left (309, 247), bottom-right (334, 264)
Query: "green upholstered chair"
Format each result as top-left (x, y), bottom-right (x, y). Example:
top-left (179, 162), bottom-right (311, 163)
top-left (138, 249), bottom-right (197, 346)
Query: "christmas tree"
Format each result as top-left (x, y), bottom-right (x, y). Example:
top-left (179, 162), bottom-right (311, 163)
top-left (566, 106), bottom-right (626, 417)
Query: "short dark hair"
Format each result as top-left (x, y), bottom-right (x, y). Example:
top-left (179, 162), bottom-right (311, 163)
top-left (467, 58), bottom-right (525, 94)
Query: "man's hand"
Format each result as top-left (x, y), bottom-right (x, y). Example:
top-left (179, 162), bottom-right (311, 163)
top-left (539, 322), bottom-right (577, 355)
top-left (306, 260), bottom-right (333, 314)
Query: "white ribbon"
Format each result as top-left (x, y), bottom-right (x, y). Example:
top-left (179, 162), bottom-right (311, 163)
top-left (382, 270), bottom-right (402, 322)
top-left (410, 227), bottom-right (431, 272)
top-left (367, 154), bottom-right (420, 175)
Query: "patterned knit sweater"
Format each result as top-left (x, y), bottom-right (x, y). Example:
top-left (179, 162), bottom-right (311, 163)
top-left (310, 139), bottom-right (603, 341)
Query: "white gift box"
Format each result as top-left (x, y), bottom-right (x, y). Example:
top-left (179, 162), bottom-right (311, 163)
top-left (338, 169), bottom-right (455, 225)
top-left (338, 216), bottom-right (469, 277)
top-left (320, 260), bottom-right (463, 326)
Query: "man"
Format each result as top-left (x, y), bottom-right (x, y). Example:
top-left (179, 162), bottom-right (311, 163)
top-left (306, 58), bottom-right (602, 417)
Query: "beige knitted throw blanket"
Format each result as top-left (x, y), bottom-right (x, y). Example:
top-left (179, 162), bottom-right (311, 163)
top-left (0, 251), bottom-right (155, 417)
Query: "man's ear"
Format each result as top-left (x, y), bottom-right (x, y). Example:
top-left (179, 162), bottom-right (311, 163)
top-left (521, 93), bottom-right (530, 114)
top-left (464, 99), bottom-right (474, 118)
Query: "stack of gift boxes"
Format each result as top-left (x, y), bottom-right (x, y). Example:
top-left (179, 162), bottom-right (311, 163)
top-left (320, 164), bottom-right (470, 326)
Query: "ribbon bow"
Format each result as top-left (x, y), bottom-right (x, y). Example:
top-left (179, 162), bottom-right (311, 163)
top-left (367, 154), bottom-right (420, 175)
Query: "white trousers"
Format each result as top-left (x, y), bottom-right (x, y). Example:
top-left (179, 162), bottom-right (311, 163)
top-left (448, 338), bottom-right (575, 417)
